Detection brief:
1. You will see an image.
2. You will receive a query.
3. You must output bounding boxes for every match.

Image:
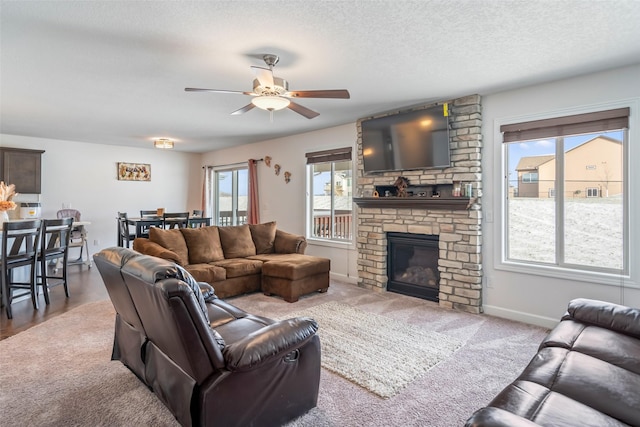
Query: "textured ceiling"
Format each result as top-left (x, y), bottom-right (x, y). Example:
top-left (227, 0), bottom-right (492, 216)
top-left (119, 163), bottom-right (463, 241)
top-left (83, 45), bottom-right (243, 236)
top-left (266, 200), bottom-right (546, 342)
top-left (2, 1), bottom-right (640, 152)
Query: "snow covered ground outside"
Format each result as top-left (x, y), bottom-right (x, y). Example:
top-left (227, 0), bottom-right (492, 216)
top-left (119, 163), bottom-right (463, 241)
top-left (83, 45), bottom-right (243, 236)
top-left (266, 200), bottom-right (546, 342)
top-left (508, 197), bottom-right (624, 271)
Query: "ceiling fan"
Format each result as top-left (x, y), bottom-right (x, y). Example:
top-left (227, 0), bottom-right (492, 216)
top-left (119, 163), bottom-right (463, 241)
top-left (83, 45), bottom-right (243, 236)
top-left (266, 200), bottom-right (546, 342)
top-left (185, 54), bottom-right (350, 119)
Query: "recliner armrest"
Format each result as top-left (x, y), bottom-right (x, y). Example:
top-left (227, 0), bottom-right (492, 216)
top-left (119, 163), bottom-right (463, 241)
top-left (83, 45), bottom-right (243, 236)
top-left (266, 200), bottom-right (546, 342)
top-left (223, 317), bottom-right (318, 371)
top-left (563, 298), bottom-right (640, 338)
top-left (465, 407), bottom-right (541, 427)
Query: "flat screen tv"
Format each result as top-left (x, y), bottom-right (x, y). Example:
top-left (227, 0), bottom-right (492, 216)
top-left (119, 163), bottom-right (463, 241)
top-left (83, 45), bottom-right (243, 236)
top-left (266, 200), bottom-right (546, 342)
top-left (361, 104), bottom-right (450, 174)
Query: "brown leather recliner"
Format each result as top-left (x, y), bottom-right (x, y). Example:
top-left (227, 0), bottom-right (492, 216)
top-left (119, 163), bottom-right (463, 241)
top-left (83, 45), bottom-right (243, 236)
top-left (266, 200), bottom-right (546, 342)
top-left (94, 247), bottom-right (321, 427)
top-left (465, 298), bottom-right (640, 427)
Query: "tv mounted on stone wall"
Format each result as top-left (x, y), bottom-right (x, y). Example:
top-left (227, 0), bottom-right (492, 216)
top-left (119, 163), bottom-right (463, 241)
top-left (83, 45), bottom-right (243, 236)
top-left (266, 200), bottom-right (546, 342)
top-left (361, 104), bottom-right (451, 174)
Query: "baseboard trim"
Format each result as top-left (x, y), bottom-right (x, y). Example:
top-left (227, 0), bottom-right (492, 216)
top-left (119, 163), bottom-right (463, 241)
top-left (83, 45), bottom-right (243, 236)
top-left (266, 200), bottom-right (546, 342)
top-left (330, 271), bottom-right (358, 285)
top-left (483, 305), bottom-right (559, 329)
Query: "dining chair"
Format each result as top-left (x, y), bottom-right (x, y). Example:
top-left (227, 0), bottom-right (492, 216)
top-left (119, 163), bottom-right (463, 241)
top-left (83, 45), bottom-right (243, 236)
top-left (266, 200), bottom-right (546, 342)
top-left (117, 212), bottom-right (137, 247)
top-left (192, 209), bottom-right (203, 217)
top-left (189, 217), bottom-right (211, 228)
top-left (140, 210), bottom-right (158, 218)
top-left (163, 212), bottom-right (189, 229)
top-left (38, 218), bottom-right (73, 304)
top-left (1, 219), bottom-right (43, 319)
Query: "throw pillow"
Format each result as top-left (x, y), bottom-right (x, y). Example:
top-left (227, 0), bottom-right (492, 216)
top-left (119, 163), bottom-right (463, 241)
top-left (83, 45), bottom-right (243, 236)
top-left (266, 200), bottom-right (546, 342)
top-left (181, 226), bottom-right (224, 264)
top-left (149, 227), bottom-right (189, 266)
top-left (218, 224), bottom-right (257, 258)
top-left (249, 221), bottom-right (277, 254)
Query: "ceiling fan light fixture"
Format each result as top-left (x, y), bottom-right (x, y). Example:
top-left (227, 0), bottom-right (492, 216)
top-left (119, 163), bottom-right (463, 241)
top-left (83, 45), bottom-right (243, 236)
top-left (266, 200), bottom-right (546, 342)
top-left (251, 96), bottom-right (290, 111)
top-left (154, 138), bottom-right (174, 149)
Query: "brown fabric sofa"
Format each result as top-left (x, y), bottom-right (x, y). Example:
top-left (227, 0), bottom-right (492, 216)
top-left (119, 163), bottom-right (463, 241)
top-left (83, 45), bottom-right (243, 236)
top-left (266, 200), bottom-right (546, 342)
top-left (465, 298), bottom-right (640, 427)
top-left (94, 247), bottom-right (321, 427)
top-left (132, 221), bottom-right (330, 301)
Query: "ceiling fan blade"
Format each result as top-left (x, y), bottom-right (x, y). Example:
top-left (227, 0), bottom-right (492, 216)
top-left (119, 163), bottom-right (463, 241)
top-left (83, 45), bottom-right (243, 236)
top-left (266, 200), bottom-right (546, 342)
top-left (251, 66), bottom-right (275, 88)
top-left (288, 101), bottom-right (320, 119)
top-left (185, 88), bottom-right (253, 95)
top-left (287, 89), bottom-right (350, 99)
top-left (230, 104), bottom-right (255, 115)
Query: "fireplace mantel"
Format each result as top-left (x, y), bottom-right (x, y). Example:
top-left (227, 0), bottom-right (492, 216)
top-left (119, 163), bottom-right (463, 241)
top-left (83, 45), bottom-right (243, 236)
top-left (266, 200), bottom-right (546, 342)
top-left (353, 197), bottom-right (471, 210)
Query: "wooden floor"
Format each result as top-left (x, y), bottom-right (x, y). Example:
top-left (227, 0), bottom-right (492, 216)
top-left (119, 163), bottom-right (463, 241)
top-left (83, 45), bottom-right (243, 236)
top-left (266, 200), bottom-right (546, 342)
top-left (0, 264), bottom-right (109, 340)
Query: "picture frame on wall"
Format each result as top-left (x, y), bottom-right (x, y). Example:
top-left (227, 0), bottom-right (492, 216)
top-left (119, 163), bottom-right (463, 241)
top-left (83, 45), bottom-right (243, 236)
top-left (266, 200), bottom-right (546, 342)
top-left (117, 162), bottom-right (151, 181)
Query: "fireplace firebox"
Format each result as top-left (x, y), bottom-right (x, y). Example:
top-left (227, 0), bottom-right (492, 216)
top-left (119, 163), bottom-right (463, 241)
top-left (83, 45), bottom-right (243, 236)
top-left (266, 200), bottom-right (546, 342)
top-left (387, 232), bottom-right (439, 302)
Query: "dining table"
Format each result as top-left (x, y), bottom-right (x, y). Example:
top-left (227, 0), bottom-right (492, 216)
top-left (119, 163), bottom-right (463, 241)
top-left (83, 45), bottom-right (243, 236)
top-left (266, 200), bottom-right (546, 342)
top-left (122, 216), bottom-right (212, 244)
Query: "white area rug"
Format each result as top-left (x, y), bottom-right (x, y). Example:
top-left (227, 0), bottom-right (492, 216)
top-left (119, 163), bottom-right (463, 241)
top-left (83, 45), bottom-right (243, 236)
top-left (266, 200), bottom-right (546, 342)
top-left (285, 301), bottom-right (462, 398)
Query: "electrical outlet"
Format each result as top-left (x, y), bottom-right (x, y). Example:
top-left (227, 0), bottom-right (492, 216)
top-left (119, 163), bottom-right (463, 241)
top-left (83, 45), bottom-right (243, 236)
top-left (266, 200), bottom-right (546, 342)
top-left (484, 276), bottom-right (493, 288)
top-left (93, 239), bottom-right (100, 246)
top-left (485, 211), bottom-right (494, 223)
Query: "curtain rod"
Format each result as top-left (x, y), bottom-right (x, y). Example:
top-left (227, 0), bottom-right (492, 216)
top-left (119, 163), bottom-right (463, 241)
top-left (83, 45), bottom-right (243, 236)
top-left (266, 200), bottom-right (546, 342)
top-left (202, 158), bottom-right (263, 169)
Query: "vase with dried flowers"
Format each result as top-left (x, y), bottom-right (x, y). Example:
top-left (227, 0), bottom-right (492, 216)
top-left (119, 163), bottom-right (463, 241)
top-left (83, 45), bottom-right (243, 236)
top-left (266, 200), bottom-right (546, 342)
top-left (0, 181), bottom-right (18, 224)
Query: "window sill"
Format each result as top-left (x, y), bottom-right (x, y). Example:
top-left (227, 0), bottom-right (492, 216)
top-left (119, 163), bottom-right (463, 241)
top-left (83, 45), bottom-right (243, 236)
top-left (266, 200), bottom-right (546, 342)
top-left (306, 237), bottom-right (355, 250)
top-left (495, 260), bottom-right (636, 288)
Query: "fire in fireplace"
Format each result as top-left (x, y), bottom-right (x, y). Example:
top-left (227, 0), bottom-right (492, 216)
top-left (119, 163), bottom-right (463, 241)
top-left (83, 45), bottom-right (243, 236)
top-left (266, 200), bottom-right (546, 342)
top-left (387, 232), bottom-right (439, 302)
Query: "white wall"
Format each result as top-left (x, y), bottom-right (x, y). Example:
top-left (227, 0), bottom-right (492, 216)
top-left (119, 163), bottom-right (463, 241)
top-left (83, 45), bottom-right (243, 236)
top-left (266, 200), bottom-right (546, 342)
top-left (200, 123), bottom-right (359, 282)
top-left (1, 135), bottom-right (201, 253)
top-left (481, 64), bottom-right (640, 327)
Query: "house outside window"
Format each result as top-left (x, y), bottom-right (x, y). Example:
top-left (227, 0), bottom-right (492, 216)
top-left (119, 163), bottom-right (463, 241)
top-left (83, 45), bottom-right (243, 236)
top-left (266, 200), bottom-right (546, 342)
top-left (306, 147), bottom-right (353, 242)
top-left (502, 107), bottom-right (629, 274)
top-left (214, 167), bottom-right (247, 226)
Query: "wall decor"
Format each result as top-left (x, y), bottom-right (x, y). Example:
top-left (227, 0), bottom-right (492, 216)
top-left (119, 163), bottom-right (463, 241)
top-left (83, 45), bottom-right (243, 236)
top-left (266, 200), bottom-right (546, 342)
top-left (274, 164), bottom-right (281, 175)
top-left (118, 162), bottom-right (151, 181)
top-left (264, 156), bottom-right (272, 167)
top-left (284, 171), bottom-right (291, 183)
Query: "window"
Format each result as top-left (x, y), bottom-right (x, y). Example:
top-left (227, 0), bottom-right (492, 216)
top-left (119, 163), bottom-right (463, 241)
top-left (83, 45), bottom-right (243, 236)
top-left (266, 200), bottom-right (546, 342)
top-left (306, 147), bottom-right (353, 242)
top-left (502, 107), bottom-right (629, 274)
top-left (214, 167), bottom-right (247, 226)
top-left (586, 187), bottom-right (599, 198)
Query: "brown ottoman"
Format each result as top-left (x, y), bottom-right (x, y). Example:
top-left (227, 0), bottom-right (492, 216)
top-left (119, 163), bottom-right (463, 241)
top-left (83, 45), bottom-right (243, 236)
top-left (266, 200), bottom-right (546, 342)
top-left (261, 254), bottom-right (330, 302)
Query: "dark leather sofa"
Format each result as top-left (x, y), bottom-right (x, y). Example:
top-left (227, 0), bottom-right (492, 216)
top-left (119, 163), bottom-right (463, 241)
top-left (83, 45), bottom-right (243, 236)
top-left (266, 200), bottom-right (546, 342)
top-left (465, 298), bottom-right (640, 427)
top-left (94, 247), bottom-right (321, 427)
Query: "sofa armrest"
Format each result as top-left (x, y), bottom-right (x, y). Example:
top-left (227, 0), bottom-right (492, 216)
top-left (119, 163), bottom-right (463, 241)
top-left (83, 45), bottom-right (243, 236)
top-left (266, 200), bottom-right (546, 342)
top-left (465, 407), bottom-right (541, 427)
top-left (222, 317), bottom-right (318, 371)
top-left (563, 298), bottom-right (640, 338)
top-left (274, 229), bottom-right (307, 254)
top-left (133, 238), bottom-right (181, 264)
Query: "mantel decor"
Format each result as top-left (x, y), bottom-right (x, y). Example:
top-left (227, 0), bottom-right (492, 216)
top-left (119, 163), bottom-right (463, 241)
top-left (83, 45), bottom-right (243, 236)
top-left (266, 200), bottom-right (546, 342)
top-left (353, 197), bottom-right (471, 210)
top-left (117, 162), bottom-right (151, 181)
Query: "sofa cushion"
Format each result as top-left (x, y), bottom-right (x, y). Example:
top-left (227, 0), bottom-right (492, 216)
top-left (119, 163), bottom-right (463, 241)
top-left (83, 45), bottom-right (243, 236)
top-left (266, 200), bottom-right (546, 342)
top-left (181, 226), bottom-right (225, 264)
top-left (186, 263), bottom-right (227, 283)
top-left (218, 224), bottom-right (256, 258)
top-left (211, 258), bottom-right (263, 278)
top-left (249, 221), bottom-right (277, 254)
top-left (149, 227), bottom-right (189, 266)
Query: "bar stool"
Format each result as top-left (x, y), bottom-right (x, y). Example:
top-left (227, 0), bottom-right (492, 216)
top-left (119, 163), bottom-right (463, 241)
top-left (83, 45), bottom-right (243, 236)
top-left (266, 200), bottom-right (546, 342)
top-left (38, 218), bottom-right (74, 304)
top-left (1, 219), bottom-right (43, 319)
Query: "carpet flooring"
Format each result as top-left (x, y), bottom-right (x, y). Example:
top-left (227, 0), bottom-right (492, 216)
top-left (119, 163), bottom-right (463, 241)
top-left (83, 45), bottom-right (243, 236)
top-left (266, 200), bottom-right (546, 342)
top-left (0, 280), bottom-right (550, 426)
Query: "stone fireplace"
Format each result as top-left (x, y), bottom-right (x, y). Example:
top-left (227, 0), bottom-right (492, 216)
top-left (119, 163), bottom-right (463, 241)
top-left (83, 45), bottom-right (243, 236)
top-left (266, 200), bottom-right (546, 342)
top-left (355, 95), bottom-right (483, 314)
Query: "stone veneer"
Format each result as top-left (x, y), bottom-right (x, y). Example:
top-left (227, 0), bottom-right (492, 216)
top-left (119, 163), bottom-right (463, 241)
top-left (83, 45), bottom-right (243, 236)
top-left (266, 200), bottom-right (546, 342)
top-left (356, 95), bottom-right (483, 314)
